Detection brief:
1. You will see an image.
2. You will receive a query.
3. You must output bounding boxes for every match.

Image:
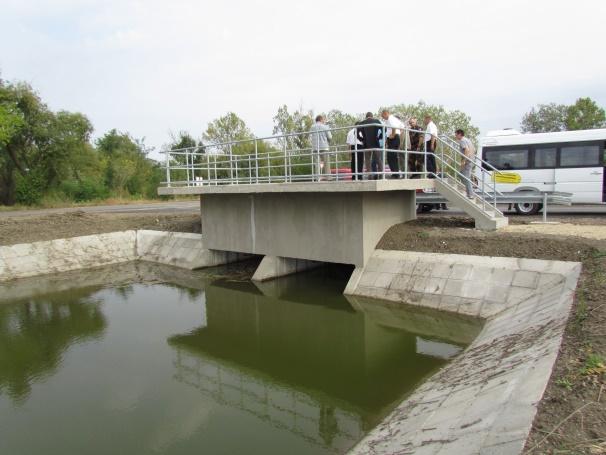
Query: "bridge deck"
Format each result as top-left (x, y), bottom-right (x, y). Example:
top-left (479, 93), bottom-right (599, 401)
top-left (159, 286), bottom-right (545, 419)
top-left (158, 179), bottom-right (435, 195)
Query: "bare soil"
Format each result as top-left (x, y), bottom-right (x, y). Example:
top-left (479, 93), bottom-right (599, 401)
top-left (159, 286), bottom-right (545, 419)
top-left (0, 211), bottom-right (201, 246)
top-left (0, 210), bottom-right (604, 453)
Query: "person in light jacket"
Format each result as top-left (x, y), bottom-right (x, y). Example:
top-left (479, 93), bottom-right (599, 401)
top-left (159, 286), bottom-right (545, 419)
top-left (310, 115), bottom-right (332, 181)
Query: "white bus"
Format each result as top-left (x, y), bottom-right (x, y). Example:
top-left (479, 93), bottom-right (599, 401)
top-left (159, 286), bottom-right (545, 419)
top-left (479, 128), bottom-right (606, 214)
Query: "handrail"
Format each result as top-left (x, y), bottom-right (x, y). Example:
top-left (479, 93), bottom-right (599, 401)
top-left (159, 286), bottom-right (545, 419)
top-left (161, 123), bottom-right (504, 219)
top-left (433, 134), bottom-right (503, 212)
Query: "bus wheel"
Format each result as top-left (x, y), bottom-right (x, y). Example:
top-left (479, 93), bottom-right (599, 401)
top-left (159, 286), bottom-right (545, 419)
top-left (514, 202), bottom-right (542, 215)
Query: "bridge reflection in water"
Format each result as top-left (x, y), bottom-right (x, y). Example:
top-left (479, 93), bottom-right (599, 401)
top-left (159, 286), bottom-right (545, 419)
top-left (168, 276), bottom-right (481, 453)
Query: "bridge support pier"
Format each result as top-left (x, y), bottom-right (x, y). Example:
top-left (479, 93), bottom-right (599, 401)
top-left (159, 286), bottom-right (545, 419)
top-left (252, 256), bottom-right (322, 282)
top-left (192, 181), bottom-right (424, 269)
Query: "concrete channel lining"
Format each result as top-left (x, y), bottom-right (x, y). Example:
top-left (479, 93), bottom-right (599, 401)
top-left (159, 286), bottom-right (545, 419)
top-left (0, 230), bottom-right (247, 282)
top-left (0, 233), bottom-right (582, 455)
top-left (345, 249), bottom-right (582, 455)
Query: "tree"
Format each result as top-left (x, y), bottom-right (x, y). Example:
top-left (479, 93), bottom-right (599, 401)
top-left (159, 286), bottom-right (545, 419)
top-left (520, 97), bottom-right (605, 133)
top-left (96, 129), bottom-right (160, 198)
top-left (203, 112), bottom-right (253, 155)
top-left (0, 81), bottom-right (95, 205)
top-left (565, 97), bottom-right (606, 131)
top-left (163, 131), bottom-right (204, 184)
top-left (272, 104), bottom-right (313, 151)
top-left (384, 101), bottom-right (480, 142)
top-left (324, 109), bottom-right (361, 148)
top-left (520, 103), bottom-right (568, 133)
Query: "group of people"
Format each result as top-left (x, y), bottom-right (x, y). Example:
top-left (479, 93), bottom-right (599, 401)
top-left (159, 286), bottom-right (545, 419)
top-left (309, 111), bottom-right (477, 199)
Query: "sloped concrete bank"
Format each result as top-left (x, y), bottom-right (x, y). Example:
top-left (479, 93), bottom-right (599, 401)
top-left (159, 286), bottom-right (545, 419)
top-left (345, 250), bottom-right (581, 455)
top-left (0, 230), bottom-right (247, 282)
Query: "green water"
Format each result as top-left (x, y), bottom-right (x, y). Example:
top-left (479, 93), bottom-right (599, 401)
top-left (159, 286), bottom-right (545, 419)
top-left (0, 262), bottom-right (481, 455)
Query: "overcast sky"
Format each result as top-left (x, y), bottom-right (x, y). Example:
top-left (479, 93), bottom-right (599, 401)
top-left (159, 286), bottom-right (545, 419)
top-left (1, 0), bottom-right (605, 160)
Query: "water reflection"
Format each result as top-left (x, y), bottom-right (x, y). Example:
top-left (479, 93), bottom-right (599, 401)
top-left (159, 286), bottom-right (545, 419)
top-left (0, 263), bottom-right (482, 455)
top-left (0, 290), bottom-right (106, 403)
top-left (168, 278), bottom-right (478, 452)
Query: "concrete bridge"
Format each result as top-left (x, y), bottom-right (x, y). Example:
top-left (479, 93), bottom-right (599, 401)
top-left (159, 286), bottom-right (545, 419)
top-left (160, 179), bottom-right (429, 278)
top-left (158, 125), bottom-right (508, 280)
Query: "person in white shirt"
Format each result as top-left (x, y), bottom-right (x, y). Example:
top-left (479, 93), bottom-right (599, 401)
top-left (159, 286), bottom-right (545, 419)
top-left (347, 123), bottom-right (365, 180)
top-left (380, 109), bottom-right (405, 178)
top-left (423, 115), bottom-right (438, 177)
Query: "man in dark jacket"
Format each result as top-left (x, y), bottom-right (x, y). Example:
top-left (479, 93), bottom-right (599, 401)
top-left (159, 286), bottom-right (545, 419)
top-left (357, 112), bottom-right (384, 179)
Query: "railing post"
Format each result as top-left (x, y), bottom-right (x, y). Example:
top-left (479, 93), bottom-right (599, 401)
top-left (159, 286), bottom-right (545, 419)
top-left (235, 156), bottom-right (239, 185)
top-left (424, 137), bottom-right (428, 179)
top-left (480, 168), bottom-right (486, 211)
top-left (165, 151), bottom-right (171, 187)
top-left (254, 139), bottom-right (259, 184)
top-left (185, 149), bottom-right (190, 186)
top-left (229, 143), bottom-right (234, 184)
top-left (354, 132), bottom-right (358, 181)
top-left (382, 125), bottom-right (386, 179)
top-left (543, 192), bottom-right (548, 222)
top-left (283, 141), bottom-right (287, 183)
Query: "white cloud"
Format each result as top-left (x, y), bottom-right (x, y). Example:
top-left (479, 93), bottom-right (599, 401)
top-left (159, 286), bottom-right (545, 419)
top-left (1, 0), bottom-right (605, 159)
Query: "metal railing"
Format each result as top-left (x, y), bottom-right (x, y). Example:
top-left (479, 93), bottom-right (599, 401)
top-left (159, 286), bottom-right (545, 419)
top-left (161, 124), bottom-right (504, 217)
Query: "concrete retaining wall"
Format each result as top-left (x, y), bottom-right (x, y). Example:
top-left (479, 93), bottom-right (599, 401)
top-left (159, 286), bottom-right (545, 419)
top-left (0, 231), bottom-right (137, 282)
top-left (136, 230), bottom-right (247, 269)
top-left (0, 230), bottom-right (247, 282)
top-left (346, 250), bottom-right (581, 455)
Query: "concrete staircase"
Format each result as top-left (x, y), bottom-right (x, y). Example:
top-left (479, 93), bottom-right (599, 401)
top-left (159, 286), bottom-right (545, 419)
top-left (435, 178), bottom-right (508, 230)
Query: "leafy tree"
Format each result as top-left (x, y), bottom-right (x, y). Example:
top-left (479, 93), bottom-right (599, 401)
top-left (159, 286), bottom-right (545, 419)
top-left (384, 101), bottom-right (480, 141)
top-left (565, 97), bottom-right (606, 131)
top-left (163, 131), bottom-right (204, 184)
top-left (167, 131), bottom-right (199, 150)
top-left (520, 103), bottom-right (568, 133)
top-left (96, 130), bottom-right (161, 198)
top-left (272, 104), bottom-right (313, 151)
top-left (0, 81), bottom-right (95, 205)
top-left (324, 109), bottom-right (361, 148)
top-left (203, 112), bottom-right (253, 154)
top-left (521, 97), bottom-right (605, 133)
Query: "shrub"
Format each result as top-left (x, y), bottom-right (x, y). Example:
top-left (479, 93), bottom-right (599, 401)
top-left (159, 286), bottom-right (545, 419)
top-left (14, 171), bottom-right (45, 205)
top-left (60, 179), bottom-right (108, 202)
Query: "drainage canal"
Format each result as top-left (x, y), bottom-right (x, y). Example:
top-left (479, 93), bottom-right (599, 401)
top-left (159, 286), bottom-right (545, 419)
top-left (0, 261), bottom-right (482, 455)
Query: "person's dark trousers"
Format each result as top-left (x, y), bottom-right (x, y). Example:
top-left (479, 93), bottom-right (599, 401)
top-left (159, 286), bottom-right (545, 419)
top-left (425, 141), bottom-right (437, 178)
top-left (386, 135), bottom-right (400, 178)
top-left (350, 146), bottom-right (364, 180)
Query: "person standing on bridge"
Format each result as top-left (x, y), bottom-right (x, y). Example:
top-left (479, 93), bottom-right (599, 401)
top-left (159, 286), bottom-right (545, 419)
top-left (347, 122), bottom-right (364, 180)
top-left (455, 129), bottom-right (476, 199)
top-left (310, 115), bottom-right (332, 181)
top-left (357, 112), bottom-right (383, 180)
top-left (423, 115), bottom-right (438, 178)
top-left (380, 109), bottom-right (405, 178)
top-left (408, 117), bottom-right (424, 177)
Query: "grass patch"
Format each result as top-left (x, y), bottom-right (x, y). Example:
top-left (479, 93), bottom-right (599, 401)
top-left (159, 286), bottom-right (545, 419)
top-left (580, 354), bottom-right (606, 376)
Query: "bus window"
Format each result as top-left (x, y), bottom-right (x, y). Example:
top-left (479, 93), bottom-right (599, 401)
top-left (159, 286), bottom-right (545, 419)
top-left (534, 148), bottom-right (556, 168)
top-left (484, 149), bottom-right (529, 170)
top-left (560, 145), bottom-right (600, 167)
